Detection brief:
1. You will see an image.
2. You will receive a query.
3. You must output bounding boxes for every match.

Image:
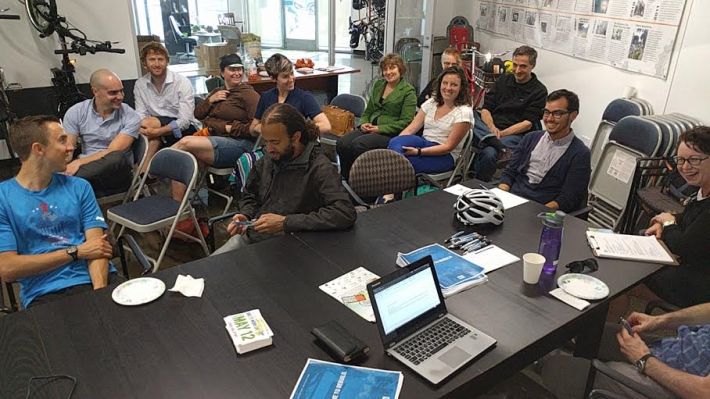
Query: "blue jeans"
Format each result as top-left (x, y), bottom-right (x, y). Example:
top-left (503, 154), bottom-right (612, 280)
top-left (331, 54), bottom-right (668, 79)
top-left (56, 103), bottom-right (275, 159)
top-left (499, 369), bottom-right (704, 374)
top-left (207, 136), bottom-right (254, 168)
top-left (388, 135), bottom-right (454, 174)
top-left (471, 116), bottom-right (523, 181)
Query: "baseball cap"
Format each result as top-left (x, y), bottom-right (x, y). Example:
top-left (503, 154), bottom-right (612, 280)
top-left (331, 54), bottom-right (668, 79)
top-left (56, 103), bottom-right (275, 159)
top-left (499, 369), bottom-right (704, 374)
top-left (219, 53), bottom-right (243, 70)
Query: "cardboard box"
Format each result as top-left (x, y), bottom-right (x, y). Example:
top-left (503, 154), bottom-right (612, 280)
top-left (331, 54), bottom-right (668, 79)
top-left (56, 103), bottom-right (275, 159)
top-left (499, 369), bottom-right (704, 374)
top-left (196, 42), bottom-right (238, 77)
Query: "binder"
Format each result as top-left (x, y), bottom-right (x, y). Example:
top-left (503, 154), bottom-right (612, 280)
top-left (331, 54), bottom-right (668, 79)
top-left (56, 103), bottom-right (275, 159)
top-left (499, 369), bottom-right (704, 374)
top-left (585, 230), bottom-right (678, 265)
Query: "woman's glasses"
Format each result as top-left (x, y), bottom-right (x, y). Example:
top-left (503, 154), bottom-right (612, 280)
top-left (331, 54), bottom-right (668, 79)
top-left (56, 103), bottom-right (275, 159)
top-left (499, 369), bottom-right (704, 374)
top-left (672, 155), bottom-right (709, 166)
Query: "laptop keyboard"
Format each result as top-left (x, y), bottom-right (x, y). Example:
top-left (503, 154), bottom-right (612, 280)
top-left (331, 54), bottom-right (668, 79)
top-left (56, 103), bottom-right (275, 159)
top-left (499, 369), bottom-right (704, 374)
top-left (393, 317), bottom-right (471, 365)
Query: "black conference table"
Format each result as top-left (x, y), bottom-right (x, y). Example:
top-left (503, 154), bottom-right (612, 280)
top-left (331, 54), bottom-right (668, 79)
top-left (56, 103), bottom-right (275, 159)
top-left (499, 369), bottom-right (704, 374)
top-left (0, 182), bottom-right (664, 398)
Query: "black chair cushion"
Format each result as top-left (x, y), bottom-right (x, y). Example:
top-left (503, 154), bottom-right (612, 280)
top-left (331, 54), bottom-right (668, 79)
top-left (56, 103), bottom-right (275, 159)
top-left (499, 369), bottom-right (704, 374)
top-left (109, 196), bottom-right (181, 226)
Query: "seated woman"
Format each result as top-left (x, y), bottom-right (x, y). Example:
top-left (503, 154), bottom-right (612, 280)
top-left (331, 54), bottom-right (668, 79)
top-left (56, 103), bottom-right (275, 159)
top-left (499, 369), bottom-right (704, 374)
top-left (250, 53), bottom-right (331, 135)
top-left (417, 47), bottom-right (462, 108)
top-left (336, 53), bottom-right (417, 179)
top-left (171, 53), bottom-right (260, 232)
top-left (388, 67), bottom-right (472, 174)
top-left (643, 126), bottom-right (710, 307)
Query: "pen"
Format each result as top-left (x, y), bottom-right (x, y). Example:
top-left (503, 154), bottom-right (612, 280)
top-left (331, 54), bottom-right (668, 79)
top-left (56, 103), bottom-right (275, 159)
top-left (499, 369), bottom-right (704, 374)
top-left (472, 244), bottom-right (495, 254)
top-left (479, 184), bottom-right (489, 190)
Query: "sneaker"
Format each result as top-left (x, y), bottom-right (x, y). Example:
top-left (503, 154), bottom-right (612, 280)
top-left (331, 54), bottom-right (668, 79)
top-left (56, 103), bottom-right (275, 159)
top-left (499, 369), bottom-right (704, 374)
top-left (496, 148), bottom-right (512, 167)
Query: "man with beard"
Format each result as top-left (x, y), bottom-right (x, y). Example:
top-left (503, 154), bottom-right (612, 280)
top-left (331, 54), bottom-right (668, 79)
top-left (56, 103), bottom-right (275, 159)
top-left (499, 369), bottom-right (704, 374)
top-left (212, 103), bottom-right (356, 254)
top-left (497, 89), bottom-right (590, 213)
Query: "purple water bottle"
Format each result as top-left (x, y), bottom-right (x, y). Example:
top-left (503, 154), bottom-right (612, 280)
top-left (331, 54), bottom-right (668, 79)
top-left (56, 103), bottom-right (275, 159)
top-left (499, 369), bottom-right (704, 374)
top-left (538, 211), bottom-right (565, 274)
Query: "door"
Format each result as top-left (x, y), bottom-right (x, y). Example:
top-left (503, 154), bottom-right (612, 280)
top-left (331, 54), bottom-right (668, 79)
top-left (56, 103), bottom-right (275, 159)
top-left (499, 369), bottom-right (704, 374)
top-left (283, 0), bottom-right (317, 50)
top-left (385, 0), bottom-right (435, 92)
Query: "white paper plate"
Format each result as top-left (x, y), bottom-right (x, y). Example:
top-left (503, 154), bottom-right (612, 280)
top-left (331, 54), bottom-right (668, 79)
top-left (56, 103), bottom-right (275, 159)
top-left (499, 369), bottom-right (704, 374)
top-left (295, 67), bottom-right (314, 74)
top-left (557, 273), bottom-right (609, 300)
top-left (112, 277), bottom-right (166, 306)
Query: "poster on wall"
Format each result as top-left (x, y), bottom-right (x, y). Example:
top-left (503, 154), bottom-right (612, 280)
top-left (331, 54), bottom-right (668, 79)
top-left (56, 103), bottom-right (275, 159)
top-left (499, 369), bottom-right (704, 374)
top-left (475, 0), bottom-right (688, 79)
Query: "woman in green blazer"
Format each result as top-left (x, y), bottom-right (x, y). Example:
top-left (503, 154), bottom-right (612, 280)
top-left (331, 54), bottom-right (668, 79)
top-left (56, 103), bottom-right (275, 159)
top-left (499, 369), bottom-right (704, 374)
top-left (336, 53), bottom-right (417, 179)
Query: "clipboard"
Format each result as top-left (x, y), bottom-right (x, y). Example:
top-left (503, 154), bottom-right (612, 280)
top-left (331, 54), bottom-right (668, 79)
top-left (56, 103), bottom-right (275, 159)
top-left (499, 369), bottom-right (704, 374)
top-left (586, 231), bottom-right (679, 266)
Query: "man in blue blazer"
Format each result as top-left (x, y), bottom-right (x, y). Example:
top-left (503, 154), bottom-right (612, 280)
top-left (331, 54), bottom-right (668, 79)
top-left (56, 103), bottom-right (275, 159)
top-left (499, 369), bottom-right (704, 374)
top-left (497, 89), bottom-right (591, 213)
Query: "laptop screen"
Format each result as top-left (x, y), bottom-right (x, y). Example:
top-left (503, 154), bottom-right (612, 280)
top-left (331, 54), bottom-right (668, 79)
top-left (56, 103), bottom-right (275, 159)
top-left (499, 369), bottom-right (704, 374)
top-left (372, 262), bottom-right (442, 335)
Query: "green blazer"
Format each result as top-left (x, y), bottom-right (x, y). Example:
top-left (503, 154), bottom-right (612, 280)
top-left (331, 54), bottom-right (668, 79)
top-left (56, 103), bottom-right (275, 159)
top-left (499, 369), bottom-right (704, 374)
top-left (361, 78), bottom-right (417, 137)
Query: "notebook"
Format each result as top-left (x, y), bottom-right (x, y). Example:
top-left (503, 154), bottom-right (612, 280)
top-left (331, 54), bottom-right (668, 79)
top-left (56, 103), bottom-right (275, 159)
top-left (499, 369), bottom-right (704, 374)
top-left (367, 256), bottom-right (496, 385)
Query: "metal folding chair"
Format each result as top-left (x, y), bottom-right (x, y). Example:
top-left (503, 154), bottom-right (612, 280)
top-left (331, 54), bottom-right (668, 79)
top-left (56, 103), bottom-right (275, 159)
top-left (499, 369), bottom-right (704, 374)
top-left (321, 93), bottom-right (368, 171)
top-left (590, 98), bottom-right (646, 170)
top-left (424, 128), bottom-right (474, 188)
top-left (107, 148), bottom-right (209, 272)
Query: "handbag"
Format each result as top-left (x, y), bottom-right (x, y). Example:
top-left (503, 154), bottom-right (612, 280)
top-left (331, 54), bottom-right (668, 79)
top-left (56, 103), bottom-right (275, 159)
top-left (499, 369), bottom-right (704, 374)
top-left (321, 105), bottom-right (355, 137)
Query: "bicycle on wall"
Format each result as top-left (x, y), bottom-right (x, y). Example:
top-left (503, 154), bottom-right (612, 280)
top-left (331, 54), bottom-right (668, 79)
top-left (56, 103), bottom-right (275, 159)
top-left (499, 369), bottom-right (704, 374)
top-left (348, 0), bottom-right (385, 63)
top-left (25, 0), bottom-right (125, 117)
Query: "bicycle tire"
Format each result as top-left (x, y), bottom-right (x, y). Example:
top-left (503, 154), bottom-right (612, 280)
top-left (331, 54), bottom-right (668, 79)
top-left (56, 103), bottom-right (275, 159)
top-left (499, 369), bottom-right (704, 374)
top-left (26, 0), bottom-right (57, 36)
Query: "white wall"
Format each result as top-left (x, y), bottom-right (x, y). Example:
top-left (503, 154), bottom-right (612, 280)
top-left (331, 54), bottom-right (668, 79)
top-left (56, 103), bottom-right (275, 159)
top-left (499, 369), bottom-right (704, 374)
top-left (469, 0), bottom-right (709, 145)
top-left (0, 0), bottom-right (140, 88)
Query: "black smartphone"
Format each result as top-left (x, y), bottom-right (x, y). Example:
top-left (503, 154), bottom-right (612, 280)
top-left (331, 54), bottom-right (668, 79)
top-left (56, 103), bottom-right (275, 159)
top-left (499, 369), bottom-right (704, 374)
top-left (619, 316), bottom-right (633, 334)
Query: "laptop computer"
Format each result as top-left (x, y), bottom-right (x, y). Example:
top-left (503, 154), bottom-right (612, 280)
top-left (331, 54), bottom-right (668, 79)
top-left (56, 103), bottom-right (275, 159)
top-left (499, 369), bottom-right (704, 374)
top-left (367, 255), bottom-right (496, 385)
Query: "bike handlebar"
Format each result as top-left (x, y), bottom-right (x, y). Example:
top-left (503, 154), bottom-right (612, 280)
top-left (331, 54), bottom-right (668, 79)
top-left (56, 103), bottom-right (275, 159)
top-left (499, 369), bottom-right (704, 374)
top-left (54, 41), bottom-right (125, 56)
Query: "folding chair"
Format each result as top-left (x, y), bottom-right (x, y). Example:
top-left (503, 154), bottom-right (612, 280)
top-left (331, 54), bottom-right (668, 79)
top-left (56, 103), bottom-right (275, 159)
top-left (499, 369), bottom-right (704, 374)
top-left (205, 76), bottom-right (224, 92)
top-left (1, 278), bottom-right (18, 313)
top-left (94, 134), bottom-right (150, 206)
top-left (321, 93), bottom-right (367, 170)
top-left (107, 148), bottom-right (209, 273)
top-left (424, 128), bottom-right (474, 188)
top-left (590, 99), bottom-right (646, 170)
top-left (342, 149), bottom-right (417, 210)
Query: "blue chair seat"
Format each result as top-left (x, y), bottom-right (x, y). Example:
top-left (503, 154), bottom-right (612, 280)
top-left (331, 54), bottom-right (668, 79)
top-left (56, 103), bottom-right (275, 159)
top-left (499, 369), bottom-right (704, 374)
top-left (109, 196), bottom-right (181, 226)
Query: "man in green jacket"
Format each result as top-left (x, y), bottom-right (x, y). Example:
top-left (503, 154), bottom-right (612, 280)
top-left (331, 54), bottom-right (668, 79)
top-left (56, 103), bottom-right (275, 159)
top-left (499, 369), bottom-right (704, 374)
top-left (336, 53), bottom-right (417, 179)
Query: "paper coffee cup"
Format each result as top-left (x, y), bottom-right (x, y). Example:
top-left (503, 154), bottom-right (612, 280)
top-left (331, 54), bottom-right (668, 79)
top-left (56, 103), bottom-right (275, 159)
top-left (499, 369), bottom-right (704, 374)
top-left (523, 253), bottom-right (546, 284)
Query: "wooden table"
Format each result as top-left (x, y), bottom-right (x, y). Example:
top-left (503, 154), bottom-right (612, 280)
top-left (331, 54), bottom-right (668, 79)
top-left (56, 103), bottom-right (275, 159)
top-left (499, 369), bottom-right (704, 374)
top-left (0, 181), bottom-right (664, 398)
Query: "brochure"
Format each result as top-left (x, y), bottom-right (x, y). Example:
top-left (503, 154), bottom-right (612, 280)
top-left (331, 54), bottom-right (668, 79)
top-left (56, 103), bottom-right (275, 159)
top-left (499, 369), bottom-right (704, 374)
top-left (319, 267), bottom-right (379, 322)
top-left (396, 243), bottom-right (488, 297)
top-left (290, 358), bottom-right (403, 399)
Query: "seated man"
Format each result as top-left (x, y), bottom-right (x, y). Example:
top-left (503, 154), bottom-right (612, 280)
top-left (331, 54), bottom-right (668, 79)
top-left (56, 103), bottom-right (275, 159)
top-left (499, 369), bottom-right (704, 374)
top-left (213, 103), bottom-right (356, 255)
top-left (0, 116), bottom-right (115, 309)
top-left (134, 42), bottom-right (198, 172)
top-left (497, 89), bottom-right (590, 213)
top-left (599, 303), bottom-right (710, 398)
top-left (472, 45), bottom-right (548, 182)
top-left (63, 69), bottom-right (141, 194)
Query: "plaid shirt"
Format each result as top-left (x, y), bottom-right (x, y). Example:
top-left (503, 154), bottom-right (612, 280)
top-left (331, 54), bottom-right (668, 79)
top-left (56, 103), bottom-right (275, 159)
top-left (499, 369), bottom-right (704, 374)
top-left (651, 324), bottom-right (710, 376)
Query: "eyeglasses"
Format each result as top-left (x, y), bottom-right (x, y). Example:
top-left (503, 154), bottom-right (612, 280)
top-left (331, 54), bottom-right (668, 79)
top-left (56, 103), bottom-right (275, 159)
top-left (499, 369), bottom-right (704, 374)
top-left (543, 109), bottom-right (570, 119)
top-left (672, 155), bottom-right (709, 166)
top-left (564, 258), bottom-right (598, 274)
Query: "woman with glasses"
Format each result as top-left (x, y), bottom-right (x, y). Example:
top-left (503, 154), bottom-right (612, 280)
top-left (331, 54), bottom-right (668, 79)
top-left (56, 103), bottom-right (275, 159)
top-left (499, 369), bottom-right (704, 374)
top-left (387, 67), bottom-right (472, 174)
top-left (643, 126), bottom-right (710, 307)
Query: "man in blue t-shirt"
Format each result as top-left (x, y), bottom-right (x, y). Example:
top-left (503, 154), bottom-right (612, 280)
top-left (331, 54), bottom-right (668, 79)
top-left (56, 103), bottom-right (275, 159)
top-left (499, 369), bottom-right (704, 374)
top-left (0, 116), bottom-right (114, 308)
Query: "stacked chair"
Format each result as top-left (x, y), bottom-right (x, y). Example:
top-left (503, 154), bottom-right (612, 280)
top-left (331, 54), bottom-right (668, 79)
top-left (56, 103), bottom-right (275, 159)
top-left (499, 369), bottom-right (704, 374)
top-left (589, 97), bottom-right (653, 171)
top-left (587, 112), bottom-right (702, 230)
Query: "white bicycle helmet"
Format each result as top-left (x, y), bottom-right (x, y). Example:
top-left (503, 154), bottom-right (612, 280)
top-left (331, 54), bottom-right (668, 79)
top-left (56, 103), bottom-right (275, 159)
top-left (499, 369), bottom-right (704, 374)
top-left (454, 189), bottom-right (505, 226)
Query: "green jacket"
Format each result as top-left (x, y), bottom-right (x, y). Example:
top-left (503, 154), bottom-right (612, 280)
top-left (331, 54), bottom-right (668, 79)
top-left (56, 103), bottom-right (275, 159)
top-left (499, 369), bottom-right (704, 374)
top-left (361, 78), bottom-right (417, 137)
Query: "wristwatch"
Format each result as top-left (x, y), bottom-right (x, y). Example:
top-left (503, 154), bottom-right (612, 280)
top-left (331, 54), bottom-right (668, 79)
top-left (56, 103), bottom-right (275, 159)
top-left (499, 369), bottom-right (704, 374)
top-left (417, 147), bottom-right (422, 157)
top-left (66, 246), bottom-right (79, 262)
top-left (635, 353), bottom-right (655, 374)
top-left (662, 220), bottom-right (676, 229)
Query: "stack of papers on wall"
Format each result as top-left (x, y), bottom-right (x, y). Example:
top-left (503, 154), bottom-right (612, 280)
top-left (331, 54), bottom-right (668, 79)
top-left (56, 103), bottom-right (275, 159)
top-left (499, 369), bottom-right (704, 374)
top-left (396, 243), bottom-right (487, 297)
top-left (290, 358), bottom-right (403, 399)
top-left (319, 267), bottom-right (379, 322)
top-left (224, 309), bottom-right (274, 354)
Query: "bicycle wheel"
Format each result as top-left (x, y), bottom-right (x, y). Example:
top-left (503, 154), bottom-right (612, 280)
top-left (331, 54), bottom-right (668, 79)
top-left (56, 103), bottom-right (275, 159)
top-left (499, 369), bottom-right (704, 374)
top-left (26, 0), bottom-right (57, 36)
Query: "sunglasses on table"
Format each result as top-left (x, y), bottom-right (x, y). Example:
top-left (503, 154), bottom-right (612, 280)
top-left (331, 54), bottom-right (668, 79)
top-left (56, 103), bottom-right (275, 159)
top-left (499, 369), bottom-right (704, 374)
top-left (564, 258), bottom-right (599, 274)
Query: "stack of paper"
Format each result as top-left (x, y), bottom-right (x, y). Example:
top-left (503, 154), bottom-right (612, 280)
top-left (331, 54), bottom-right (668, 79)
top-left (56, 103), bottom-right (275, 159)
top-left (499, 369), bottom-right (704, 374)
top-left (224, 309), bottom-right (274, 354)
top-left (396, 244), bottom-right (488, 297)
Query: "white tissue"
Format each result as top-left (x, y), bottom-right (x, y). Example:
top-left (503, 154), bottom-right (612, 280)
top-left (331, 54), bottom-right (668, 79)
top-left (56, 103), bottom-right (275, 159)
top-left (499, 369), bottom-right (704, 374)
top-left (168, 274), bottom-right (205, 298)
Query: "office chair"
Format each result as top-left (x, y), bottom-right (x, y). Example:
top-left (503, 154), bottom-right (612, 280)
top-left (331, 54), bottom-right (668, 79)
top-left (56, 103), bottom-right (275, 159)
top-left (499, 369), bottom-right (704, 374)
top-left (169, 15), bottom-right (197, 57)
top-left (321, 93), bottom-right (367, 170)
top-left (343, 149), bottom-right (417, 209)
